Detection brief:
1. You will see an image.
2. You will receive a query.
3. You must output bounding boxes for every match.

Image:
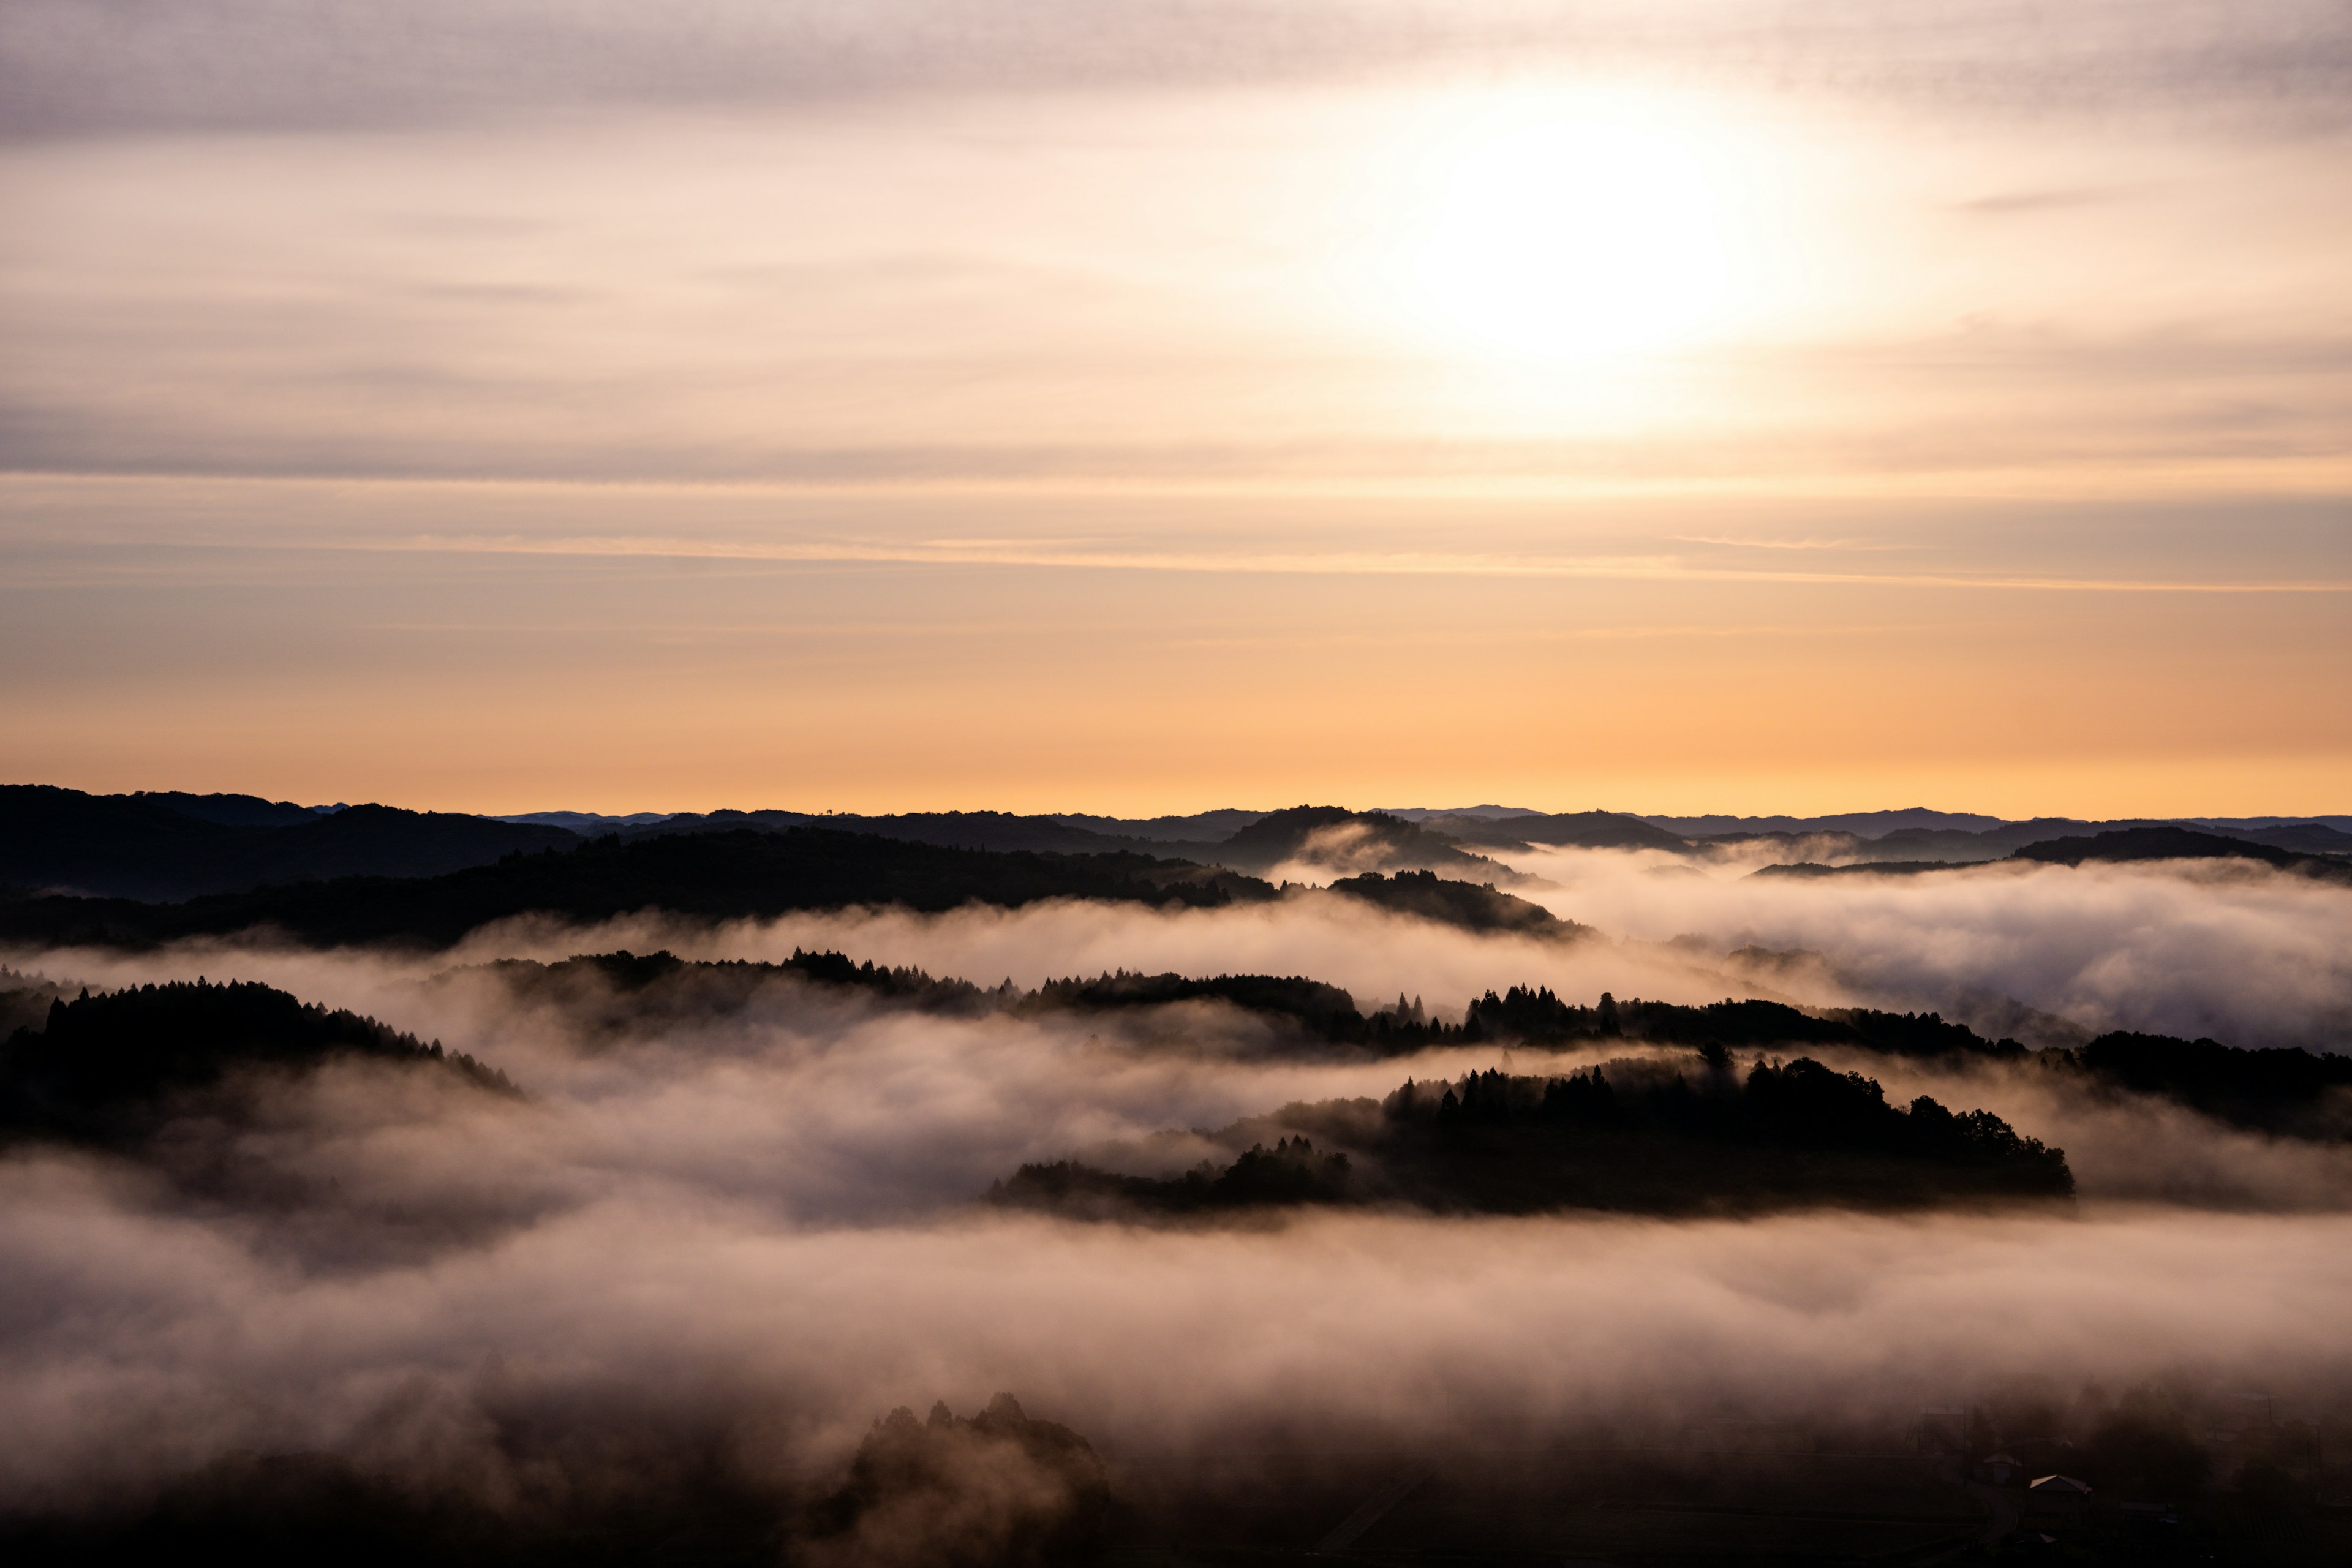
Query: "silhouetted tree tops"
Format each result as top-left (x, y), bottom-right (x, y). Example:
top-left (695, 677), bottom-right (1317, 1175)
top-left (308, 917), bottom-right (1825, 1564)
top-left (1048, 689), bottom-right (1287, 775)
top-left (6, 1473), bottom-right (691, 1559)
top-left (458, 948), bottom-right (2351, 1142)
top-left (0, 979), bottom-right (514, 1144)
top-left (813, 1394), bottom-right (1109, 1567)
top-left (990, 1136), bottom-right (1354, 1216)
top-left (0, 783), bottom-right (579, 900)
top-left (1323, 869), bottom-right (1586, 937)
top-left (0, 827), bottom-right (1276, 951)
top-left (992, 1052), bottom-right (2071, 1219)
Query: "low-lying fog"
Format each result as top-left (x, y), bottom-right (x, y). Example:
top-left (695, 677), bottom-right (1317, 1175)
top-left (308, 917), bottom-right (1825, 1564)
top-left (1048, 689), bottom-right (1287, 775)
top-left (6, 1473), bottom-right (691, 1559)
top-left (3, 853), bottom-right (2348, 1532)
top-left (20, 845), bottom-right (2350, 1047)
top-left (1490, 846), bottom-right (2352, 1051)
top-left (8, 1152), bottom-right (2351, 1510)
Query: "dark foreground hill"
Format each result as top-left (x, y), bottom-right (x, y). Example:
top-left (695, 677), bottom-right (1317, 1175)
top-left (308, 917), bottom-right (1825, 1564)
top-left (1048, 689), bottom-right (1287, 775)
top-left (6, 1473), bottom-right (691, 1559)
top-left (1, 979), bottom-right (513, 1145)
top-left (0, 828), bottom-right (1278, 951)
top-left (0, 785), bottom-right (579, 899)
top-left (991, 1054), bottom-right (2074, 1218)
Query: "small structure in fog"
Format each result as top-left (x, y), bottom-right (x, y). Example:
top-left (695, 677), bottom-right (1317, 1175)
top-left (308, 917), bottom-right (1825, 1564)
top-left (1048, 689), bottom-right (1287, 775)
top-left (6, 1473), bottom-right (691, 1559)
top-left (1979, 1452), bottom-right (2021, 1486)
top-left (2024, 1473), bottom-right (2092, 1529)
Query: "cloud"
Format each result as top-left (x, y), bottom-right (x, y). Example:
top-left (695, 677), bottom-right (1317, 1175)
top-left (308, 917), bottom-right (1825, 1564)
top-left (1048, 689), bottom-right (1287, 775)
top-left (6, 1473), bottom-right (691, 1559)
top-left (4, 2), bottom-right (2346, 141)
top-left (1488, 848), bottom-right (2352, 1050)
top-left (6, 1146), bottom-right (2350, 1517)
top-left (4, 865), bottom-right (2348, 1537)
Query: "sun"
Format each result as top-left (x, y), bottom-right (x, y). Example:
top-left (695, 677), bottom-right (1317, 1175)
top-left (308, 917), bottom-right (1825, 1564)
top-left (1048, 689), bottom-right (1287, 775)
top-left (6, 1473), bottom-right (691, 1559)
top-left (1406, 111), bottom-right (1732, 361)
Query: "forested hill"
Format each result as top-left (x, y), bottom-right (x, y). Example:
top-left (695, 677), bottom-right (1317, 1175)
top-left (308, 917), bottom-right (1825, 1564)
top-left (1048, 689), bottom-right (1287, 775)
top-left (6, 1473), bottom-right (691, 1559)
top-left (990, 1055), bottom-right (2075, 1219)
top-left (2010, 826), bottom-right (2352, 881)
top-left (1754, 826), bottom-right (2352, 883)
top-left (0, 785), bottom-right (578, 899)
top-left (448, 948), bottom-right (2352, 1142)
top-left (0, 829), bottom-right (1277, 951)
top-left (1325, 869), bottom-right (1585, 937)
top-left (1, 979), bottom-right (513, 1144)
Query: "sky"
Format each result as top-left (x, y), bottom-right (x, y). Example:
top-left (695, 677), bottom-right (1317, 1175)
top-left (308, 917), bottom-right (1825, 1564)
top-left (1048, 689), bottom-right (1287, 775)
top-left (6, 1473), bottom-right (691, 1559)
top-left (2, 1), bottom-right (2346, 816)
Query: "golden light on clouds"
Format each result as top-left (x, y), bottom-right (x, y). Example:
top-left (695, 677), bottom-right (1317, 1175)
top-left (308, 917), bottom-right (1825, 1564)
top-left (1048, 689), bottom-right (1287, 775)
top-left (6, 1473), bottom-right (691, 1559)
top-left (0, 2), bottom-right (2345, 812)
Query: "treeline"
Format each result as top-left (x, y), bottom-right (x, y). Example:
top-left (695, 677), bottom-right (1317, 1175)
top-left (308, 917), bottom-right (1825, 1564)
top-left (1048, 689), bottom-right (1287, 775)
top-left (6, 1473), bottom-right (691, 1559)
top-left (461, 947), bottom-right (998, 1039)
top-left (1384, 987), bottom-right (2348, 1140)
top-left (1024, 970), bottom-right (1361, 1029)
top-left (451, 949), bottom-right (2352, 1142)
top-left (0, 828), bottom-right (1276, 951)
top-left (2058, 1031), bottom-right (2352, 1141)
top-left (1323, 868), bottom-right (1586, 937)
top-left (0, 784), bottom-right (578, 900)
top-left (1, 979), bottom-right (515, 1145)
top-left (992, 1136), bottom-right (1356, 1215)
top-left (0, 831), bottom-right (1580, 955)
top-left (990, 1054), bottom-right (2073, 1218)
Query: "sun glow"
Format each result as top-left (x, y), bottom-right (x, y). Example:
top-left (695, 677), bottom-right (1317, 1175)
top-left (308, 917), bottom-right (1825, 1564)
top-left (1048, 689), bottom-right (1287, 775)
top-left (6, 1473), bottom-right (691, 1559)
top-left (1403, 109), bottom-right (1735, 361)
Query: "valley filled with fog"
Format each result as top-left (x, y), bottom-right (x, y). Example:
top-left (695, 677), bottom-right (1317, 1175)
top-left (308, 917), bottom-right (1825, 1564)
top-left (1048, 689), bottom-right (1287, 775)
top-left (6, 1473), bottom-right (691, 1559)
top-left (4, 813), bottom-right (2348, 1562)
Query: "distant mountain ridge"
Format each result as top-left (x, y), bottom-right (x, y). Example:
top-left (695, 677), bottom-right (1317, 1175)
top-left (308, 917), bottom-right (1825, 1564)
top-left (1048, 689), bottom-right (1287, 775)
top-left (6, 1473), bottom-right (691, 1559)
top-left (0, 785), bottom-right (577, 900)
top-left (0, 831), bottom-right (1576, 954)
top-left (1753, 826), bottom-right (2352, 886)
top-left (8, 785), bottom-right (2346, 907)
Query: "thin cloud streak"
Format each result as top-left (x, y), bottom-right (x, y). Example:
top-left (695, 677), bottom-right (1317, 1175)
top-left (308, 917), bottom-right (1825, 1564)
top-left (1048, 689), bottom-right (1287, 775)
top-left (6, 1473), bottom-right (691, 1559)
top-left (372, 532), bottom-right (2352, 594)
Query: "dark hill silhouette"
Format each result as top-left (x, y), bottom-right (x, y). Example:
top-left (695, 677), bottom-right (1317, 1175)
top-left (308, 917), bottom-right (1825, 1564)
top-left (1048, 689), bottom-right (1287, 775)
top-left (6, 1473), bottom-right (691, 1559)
top-left (0, 828), bottom-right (1278, 951)
top-left (990, 1054), bottom-right (2073, 1218)
top-left (1046, 807), bottom-right (1268, 842)
top-left (626, 807), bottom-right (1170, 857)
top-left (1026, 970), bottom-right (1362, 1031)
top-left (1446, 987), bottom-right (2351, 1142)
top-left (438, 943), bottom-right (2352, 1145)
top-left (2059, 1031), bottom-right (2352, 1140)
top-left (1768, 818), bottom-right (2352, 867)
top-left (447, 948), bottom-right (994, 1042)
top-left (2011, 826), bottom-right (2352, 881)
top-left (457, 949), bottom-right (1362, 1044)
top-left (0, 785), bottom-right (579, 899)
top-left (1640, 809), bottom-right (2009, 837)
top-left (131, 790), bottom-right (318, 827)
top-left (2218, 820), bottom-right (2352, 855)
top-left (1425, 810), bottom-right (1695, 854)
top-left (1, 979), bottom-right (513, 1144)
top-left (1748, 860), bottom-right (1950, 880)
top-left (1325, 869), bottom-right (1583, 937)
top-left (1207, 805), bottom-right (1507, 876)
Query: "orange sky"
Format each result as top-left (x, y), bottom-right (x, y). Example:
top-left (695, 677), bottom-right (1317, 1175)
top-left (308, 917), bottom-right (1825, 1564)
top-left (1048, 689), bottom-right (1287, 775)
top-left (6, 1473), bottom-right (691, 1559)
top-left (1, 4), bottom-right (2345, 816)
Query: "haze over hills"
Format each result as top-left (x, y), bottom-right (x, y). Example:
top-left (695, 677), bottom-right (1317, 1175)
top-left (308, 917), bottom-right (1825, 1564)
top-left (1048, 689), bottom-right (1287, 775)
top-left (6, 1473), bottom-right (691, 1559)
top-left (8, 785), bottom-right (2348, 906)
top-left (4, 790), bottom-right (2350, 1564)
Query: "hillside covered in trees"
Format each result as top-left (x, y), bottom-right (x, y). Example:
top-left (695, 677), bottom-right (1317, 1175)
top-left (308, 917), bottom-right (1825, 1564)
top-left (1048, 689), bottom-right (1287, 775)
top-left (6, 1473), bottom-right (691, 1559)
top-left (0, 830), bottom-right (1583, 954)
top-left (441, 947), bottom-right (2352, 1142)
top-left (990, 1052), bottom-right (2075, 1218)
top-left (0, 828), bottom-right (1278, 951)
top-left (1, 979), bottom-right (514, 1145)
top-left (0, 785), bottom-right (579, 900)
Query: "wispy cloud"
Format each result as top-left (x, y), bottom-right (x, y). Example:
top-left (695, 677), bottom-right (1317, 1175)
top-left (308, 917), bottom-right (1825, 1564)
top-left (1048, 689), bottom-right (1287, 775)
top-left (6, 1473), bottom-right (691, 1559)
top-left (374, 530), bottom-right (2352, 594)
